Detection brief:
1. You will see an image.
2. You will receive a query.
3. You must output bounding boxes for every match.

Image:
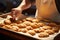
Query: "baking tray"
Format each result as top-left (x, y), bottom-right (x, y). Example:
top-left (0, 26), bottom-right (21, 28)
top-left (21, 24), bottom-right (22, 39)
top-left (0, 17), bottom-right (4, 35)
top-left (0, 13), bottom-right (60, 40)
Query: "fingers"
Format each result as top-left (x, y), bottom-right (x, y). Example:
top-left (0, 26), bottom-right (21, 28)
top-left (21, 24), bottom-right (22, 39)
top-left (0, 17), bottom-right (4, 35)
top-left (10, 10), bottom-right (16, 20)
top-left (10, 8), bottom-right (22, 20)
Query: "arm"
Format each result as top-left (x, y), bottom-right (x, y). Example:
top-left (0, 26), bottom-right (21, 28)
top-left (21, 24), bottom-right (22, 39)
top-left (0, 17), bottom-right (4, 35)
top-left (17, 0), bottom-right (31, 11)
top-left (11, 0), bottom-right (32, 20)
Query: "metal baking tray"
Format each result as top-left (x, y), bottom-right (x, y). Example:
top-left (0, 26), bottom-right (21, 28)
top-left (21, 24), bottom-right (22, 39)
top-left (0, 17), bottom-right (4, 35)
top-left (0, 13), bottom-right (60, 40)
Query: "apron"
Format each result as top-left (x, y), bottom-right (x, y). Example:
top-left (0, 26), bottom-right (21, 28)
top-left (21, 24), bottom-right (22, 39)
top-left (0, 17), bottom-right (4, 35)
top-left (35, 0), bottom-right (60, 22)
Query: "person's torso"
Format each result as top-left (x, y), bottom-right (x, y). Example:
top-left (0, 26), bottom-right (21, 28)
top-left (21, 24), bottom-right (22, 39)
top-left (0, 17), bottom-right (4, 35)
top-left (36, 0), bottom-right (60, 22)
top-left (36, 0), bottom-right (59, 19)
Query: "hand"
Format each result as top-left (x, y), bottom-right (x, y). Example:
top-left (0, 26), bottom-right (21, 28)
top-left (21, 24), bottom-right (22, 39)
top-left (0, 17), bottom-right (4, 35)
top-left (10, 8), bottom-right (22, 20)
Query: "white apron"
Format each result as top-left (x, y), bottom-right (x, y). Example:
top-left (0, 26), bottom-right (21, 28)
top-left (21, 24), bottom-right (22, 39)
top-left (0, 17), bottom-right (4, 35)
top-left (35, 0), bottom-right (60, 22)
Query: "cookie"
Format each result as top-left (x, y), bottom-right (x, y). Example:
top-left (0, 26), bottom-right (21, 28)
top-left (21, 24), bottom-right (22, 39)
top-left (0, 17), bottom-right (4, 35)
top-left (28, 30), bottom-right (35, 36)
top-left (26, 26), bottom-right (33, 30)
top-left (18, 23), bottom-right (27, 28)
top-left (4, 19), bottom-right (11, 24)
top-left (37, 23), bottom-right (45, 27)
top-left (23, 21), bottom-right (31, 26)
top-left (45, 30), bottom-right (55, 35)
top-left (42, 26), bottom-right (52, 30)
top-left (38, 32), bottom-right (49, 37)
top-left (34, 28), bottom-right (40, 33)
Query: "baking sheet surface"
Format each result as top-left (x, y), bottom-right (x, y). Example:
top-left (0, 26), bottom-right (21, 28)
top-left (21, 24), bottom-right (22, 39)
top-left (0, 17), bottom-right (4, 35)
top-left (0, 13), bottom-right (60, 40)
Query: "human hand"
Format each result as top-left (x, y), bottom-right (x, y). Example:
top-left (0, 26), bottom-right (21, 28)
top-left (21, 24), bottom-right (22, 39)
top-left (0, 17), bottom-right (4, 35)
top-left (10, 8), bottom-right (22, 20)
